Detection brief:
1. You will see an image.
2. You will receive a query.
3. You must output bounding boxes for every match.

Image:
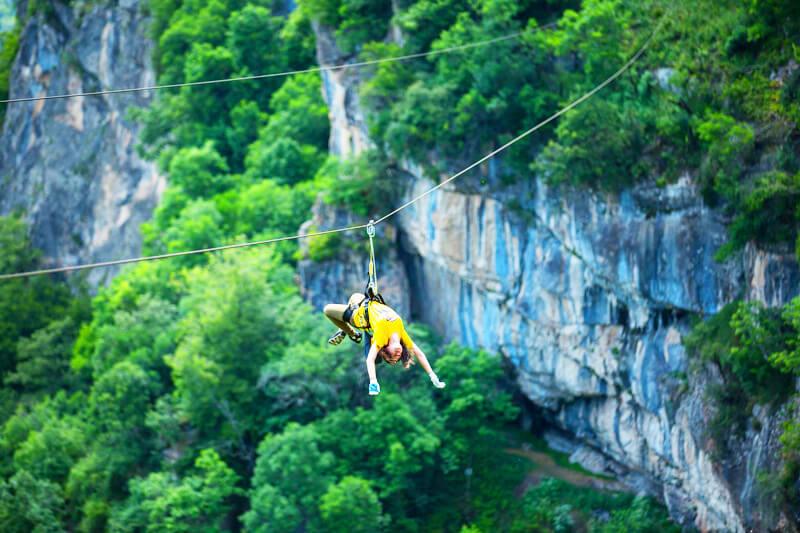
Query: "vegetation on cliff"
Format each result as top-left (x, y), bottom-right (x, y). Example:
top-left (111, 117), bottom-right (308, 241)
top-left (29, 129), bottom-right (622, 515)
top-left (0, 0), bottom-right (681, 531)
top-left (1, 0), bottom-right (798, 529)
top-left (686, 299), bottom-right (800, 506)
top-left (318, 0), bottom-right (800, 261)
top-left (0, 23), bottom-right (19, 123)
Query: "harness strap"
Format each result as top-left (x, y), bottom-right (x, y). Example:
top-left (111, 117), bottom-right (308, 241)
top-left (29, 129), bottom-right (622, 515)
top-left (366, 220), bottom-right (378, 299)
top-left (359, 220), bottom-right (387, 335)
top-left (361, 297), bottom-right (372, 332)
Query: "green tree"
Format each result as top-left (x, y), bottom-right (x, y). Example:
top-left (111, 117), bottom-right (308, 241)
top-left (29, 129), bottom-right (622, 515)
top-left (594, 495), bottom-right (680, 532)
top-left (12, 415), bottom-right (86, 484)
top-left (241, 484), bottom-right (300, 533)
top-left (779, 410), bottom-right (800, 499)
top-left (0, 26), bottom-right (19, 124)
top-left (160, 200), bottom-right (225, 265)
top-left (111, 449), bottom-right (239, 533)
top-left (716, 171), bottom-right (800, 261)
top-left (0, 470), bottom-right (65, 533)
top-left (258, 337), bottom-right (362, 430)
top-left (695, 111), bottom-right (756, 203)
top-left (433, 344), bottom-right (518, 471)
top-left (65, 451), bottom-right (115, 527)
top-left (167, 142), bottom-right (231, 198)
top-left (217, 178), bottom-right (316, 239)
top-left (226, 100), bottom-right (268, 171)
top-left (5, 318), bottom-right (77, 395)
top-left (259, 73), bottom-right (330, 150)
top-left (0, 216), bottom-right (72, 379)
top-left (245, 137), bottom-right (322, 185)
top-left (155, 0), bottom-right (230, 84)
top-left (89, 360), bottom-right (161, 436)
top-left (729, 302), bottom-right (794, 395)
top-left (244, 423), bottom-right (335, 531)
top-left (319, 476), bottom-right (386, 533)
top-left (166, 250), bottom-right (311, 449)
top-left (227, 5), bottom-right (285, 79)
top-left (89, 295), bottom-right (178, 379)
top-left (318, 394), bottom-right (441, 501)
top-left (769, 296), bottom-right (800, 375)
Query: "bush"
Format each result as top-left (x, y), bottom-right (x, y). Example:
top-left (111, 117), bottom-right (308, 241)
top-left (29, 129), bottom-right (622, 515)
top-left (695, 111), bottom-right (756, 204)
top-left (779, 412), bottom-right (800, 499)
top-left (167, 142), bottom-right (232, 198)
top-left (716, 171), bottom-right (800, 261)
top-left (0, 26), bottom-right (19, 124)
top-left (686, 299), bottom-right (799, 458)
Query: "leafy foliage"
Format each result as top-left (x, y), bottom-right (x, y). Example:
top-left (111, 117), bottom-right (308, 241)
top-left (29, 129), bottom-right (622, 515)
top-left (0, 24), bottom-right (19, 124)
top-left (686, 297), bottom-right (800, 497)
top-left (0, 216), bottom-right (87, 421)
top-left (0, 1), bottom-right (706, 531)
top-left (319, 476), bottom-right (386, 533)
top-left (109, 449), bottom-right (240, 532)
top-left (0, 469), bottom-right (65, 533)
top-left (300, 0), bottom-right (800, 257)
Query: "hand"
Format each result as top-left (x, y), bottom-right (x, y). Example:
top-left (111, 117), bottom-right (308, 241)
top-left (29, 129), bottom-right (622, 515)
top-left (429, 374), bottom-right (446, 389)
top-left (368, 382), bottom-right (381, 395)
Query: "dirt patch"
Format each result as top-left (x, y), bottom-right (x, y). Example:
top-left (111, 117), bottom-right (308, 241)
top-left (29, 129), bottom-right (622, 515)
top-left (505, 448), bottom-right (631, 495)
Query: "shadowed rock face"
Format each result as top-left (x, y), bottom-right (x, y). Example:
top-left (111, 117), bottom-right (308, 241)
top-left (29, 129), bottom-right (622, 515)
top-left (0, 0), bottom-right (164, 286)
top-left (301, 22), bottom-right (800, 533)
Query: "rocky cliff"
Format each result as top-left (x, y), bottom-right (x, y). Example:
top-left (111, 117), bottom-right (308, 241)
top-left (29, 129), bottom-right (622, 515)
top-left (301, 23), bottom-right (800, 532)
top-left (0, 0), bottom-right (163, 285)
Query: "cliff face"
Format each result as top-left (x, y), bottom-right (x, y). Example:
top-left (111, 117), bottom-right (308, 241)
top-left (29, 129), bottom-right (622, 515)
top-left (302, 23), bottom-right (800, 532)
top-left (0, 0), bottom-right (163, 285)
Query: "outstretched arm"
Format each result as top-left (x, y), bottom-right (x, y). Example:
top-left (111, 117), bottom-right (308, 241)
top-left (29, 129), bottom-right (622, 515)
top-left (412, 343), bottom-right (434, 374)
top-left (413, 344), bottom-right (445, 389)
top-left (366, 343), bottom-right (380, 395)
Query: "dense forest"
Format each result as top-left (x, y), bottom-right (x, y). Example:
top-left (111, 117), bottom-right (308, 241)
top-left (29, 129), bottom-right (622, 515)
top-left (0, 0), bottom-right (799, 531)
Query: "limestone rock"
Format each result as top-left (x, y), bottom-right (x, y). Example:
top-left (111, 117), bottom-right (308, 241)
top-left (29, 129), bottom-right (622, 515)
top-left (0, 0), bottom-right (164, 286)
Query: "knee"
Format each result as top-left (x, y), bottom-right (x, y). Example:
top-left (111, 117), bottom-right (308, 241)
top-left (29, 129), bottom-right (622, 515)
top-left (348, 293), bottom-right (365, 305)
top-left (323, 304), bottom-right (335, 316)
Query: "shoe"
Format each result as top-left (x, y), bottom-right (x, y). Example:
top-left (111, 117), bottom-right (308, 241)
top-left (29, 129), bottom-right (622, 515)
top-left (348, 331), bottom-right (362, 344)
top-left (328, 330), bottom-right (346, 346)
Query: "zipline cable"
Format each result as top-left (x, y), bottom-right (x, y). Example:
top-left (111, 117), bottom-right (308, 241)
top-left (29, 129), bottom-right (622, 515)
top-left (1, 23), bottom-right (556, 105)
top-left (0, 224), bottom-right (368, 280)
top-left (0, 15), bottom-right (664, 281)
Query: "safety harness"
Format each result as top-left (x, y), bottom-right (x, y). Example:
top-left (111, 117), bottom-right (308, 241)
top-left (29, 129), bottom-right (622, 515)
top-left (359, 220), bottom-right (385, 333)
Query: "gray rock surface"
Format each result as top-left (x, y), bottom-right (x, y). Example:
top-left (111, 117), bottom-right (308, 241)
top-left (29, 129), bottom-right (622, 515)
top-left (0, 0), bottom-right (163, 286)
top-left (300, 21), bottom-right (800, 532)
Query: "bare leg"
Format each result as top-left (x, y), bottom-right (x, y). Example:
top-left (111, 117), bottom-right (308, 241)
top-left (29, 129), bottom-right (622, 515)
top-left (323, 304), bottom-right (358, 337)
top-left (348, 293), bottom-right (366, 306)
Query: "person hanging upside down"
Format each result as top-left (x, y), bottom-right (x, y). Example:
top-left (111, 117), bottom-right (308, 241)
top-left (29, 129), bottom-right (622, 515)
top-left (324, 293), bottom-right (446, 395)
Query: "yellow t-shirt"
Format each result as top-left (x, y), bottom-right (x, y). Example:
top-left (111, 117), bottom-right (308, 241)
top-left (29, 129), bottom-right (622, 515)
top-left (351, 301), bottom-right (414, 348)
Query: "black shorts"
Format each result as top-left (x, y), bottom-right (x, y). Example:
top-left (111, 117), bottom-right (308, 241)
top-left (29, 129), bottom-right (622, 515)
top-left (343, 303), bottom-right (357, 325)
